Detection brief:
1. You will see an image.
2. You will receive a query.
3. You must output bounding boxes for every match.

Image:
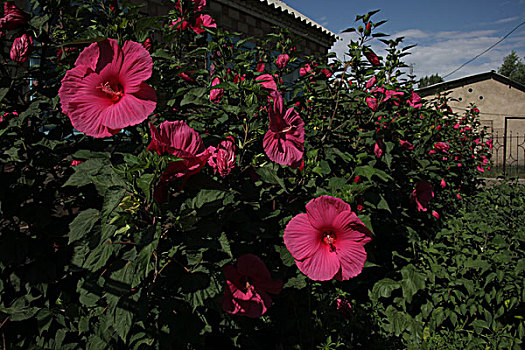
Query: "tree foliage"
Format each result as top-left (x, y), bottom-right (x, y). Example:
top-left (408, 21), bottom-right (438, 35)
top-left (498, 50), bottom-right (525, 85)
top-left (418, 74), bottom-right (444, 88)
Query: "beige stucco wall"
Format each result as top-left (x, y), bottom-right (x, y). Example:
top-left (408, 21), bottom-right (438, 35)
top-left (443, 78), bottom-right (525, 136)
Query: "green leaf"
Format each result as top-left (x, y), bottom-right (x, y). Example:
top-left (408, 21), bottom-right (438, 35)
top-left (0, 87), bottom-right (8, 102)
top-left (372, 278), bottom-right (400, 300)
top-left (256, 166), bottom-right (287, 191)
top-left (284, 275), bottom-right (307, 289)
top-left (354, 165), bottom-right (392, 182)
top-left (114, 307), bottom-right (134, 342)
top-left (68, 209), bottom-right (100, 244)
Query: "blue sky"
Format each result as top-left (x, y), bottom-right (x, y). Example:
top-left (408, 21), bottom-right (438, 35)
top-left (282, 0), bottom-right (525, 81)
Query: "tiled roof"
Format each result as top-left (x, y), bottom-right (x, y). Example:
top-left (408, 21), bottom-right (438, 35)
top-left (261, 0), bottom-right (341, 40)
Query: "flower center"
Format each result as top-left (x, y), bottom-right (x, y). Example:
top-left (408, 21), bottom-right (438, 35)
top-left (240, 276), bottom-right (253, 291)
top-left (323, 231), bottom-right (337, 252)
top-left (99, 82), bottom-right (124, 102)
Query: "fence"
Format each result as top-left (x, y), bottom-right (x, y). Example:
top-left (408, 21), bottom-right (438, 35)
top-left (488, 129), bottom-right (525, 178)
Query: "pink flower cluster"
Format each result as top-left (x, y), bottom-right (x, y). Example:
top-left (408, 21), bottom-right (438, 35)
top-left (364, 77), bottom-right (404, 112)
top-left (170, 0), bottom-right (216, 34)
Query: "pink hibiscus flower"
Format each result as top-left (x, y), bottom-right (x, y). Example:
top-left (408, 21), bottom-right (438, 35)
top-left (276, 54), bottom-right (289, 69)
top-left (263, 92), bottom-right (304, 167)
top-left (207, 136), bottom-right (236, 177)
top-left (59, 39), bottom-right (157, 138)
top-left (433, 141), bottom-right (450, 153)
top-left (222, 254), bottom-right (283, 318)
top-left (256, 74), bottom-right (277, 92)
top-left (440, 179), bottom-right (446, 188)
top-left (365, 76), bottom-right (377, 90)
top-left (411, 181), bottom-right (434, 212)
top-left (191, 14), bottom-right (216, 34)
top-left (0, 1), bottom-right (29, 31)
top-left (399, 139), bottom-right (414, 150)
top-left (407, 91), bottom-right (422, 109)
top-left (432, 210), bottom-right (440, 219)
top-left (10, 33), bottom-right (32, 63)
top-left (283, 196), bottom-right (372, 281)
top-left (147, 120), bottom-right (209, 181)
top-left (210, 77), bottom-right (223, 103)
top-left (374, 139), bottom-right (385, 158)
top-left (364, 49), bottom-right (380, 66)
top-left (366, 97), bottom-right (378, 111)
top-left (299, 63), bottom-right (312, 76)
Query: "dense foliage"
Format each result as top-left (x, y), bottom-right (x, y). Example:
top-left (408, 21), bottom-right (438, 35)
top-left (498, 50), bottom-right (525, 85)
top-left (418, 73), bottom-right (444, 88)
top-left (0, 1), bottom-right (519, 349)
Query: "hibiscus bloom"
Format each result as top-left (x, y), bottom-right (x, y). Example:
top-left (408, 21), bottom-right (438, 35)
top-left (407, 91), bottom-right (422, 109)
top-left (283, 196), bottom-right (372, 281)
top-left (432, 210), bottom-right (440, 219)
top-left (222, 254), bottom-right (283, 318)
top-left (374, 139), bottom-right (385, 158)
top-left (364, 49), bottom-right (380, 66)
top-left (263, 92), bottom-right (304, 167)
top-left (433, 141), bottom-right (450, 153)
top-left (10, 33), bottom-right (32, 63)
top-left (255, 74), bottom-right (277, 92)
top-left (299, 63), bottom-right (312, 76)
top-left (366, 96), bottom-right (378, 111)
top-left (191, 14), bottom-right (216, 34)
top-left (411, 181), bottom-right (434, 212)
top-left (148, 120), bottom-right (209, 181)
top-left (207, 136), bottom-right (236, 177)
top-left (210, 77), bottom-right (223, 103)
top-left (0, 1), bottom-right (29, 31)
top-left (399, 139), bottom-right (414, 150)
top-left (440, 179), bottom-right (446, 188)
top-left (59, 39), bottom-right (157, 138)
top-left (365, 76), bottom-right (377, 90)
top-left (276, 54), bottom-right (289, 69)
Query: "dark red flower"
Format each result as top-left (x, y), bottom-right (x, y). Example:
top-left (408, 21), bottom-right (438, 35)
top-left (364, 49), bottom-right (380, 66)
top-left (0, 1), bottom-right (29, 31)
top-left (10, 33), bottom-right (32, 63)
top-left (222, 254), bottom-right (282, 318)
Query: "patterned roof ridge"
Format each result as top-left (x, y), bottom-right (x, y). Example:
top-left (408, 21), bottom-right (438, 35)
top-left (261, 0), bottom-right (342, 40)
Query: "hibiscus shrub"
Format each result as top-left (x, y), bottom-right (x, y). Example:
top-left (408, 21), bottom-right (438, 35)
top-left (0, 1), bottom-right (513, 349)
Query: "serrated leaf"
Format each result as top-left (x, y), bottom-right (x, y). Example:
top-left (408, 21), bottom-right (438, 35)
top-left (68, 209), bottom-right (100, 244)
top-left (256, 166), bottom-right (287, 191)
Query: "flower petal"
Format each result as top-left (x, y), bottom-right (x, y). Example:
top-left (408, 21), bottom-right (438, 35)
top-left (59, 66), bottom-right (115, 137)
top-left (120, 40), bottom-right (154, 93)
top-left (335, 241), bottom-right (367, 280)
top-left (305, 195), bottom-right (351, 231)
top-left (99, 83), bottom-right (156, 130)
top-left (333, 211), bottom-right (372, 245)
top-left (75, 39), bottom-right (120, 73)
top-left (237, 254), bottom-right (271, 281)
top-left (283, 213), bottom-right (321, 261)
top-left (296, 245), bottom-right (340, 281)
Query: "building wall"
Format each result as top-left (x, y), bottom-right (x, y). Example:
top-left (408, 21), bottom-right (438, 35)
top-left (207, 0), bottom-right (332, 56)
top-left (441, 78), bottom-right (525, 136)
top-left (431, 78), bottom-right (525, 168)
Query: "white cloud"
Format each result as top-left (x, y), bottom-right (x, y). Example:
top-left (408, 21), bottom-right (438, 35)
top-left (494, 16), bottom-right (519, 24)
top-left (329, 28), bottom-right (525, 82)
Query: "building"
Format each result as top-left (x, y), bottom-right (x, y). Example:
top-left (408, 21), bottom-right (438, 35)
top-left (417, 71), bottom-right (525, 170)
top-left (417, 71), bottom-right (525, 135)
top-left (140, 0), bottom-right (340, 56)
